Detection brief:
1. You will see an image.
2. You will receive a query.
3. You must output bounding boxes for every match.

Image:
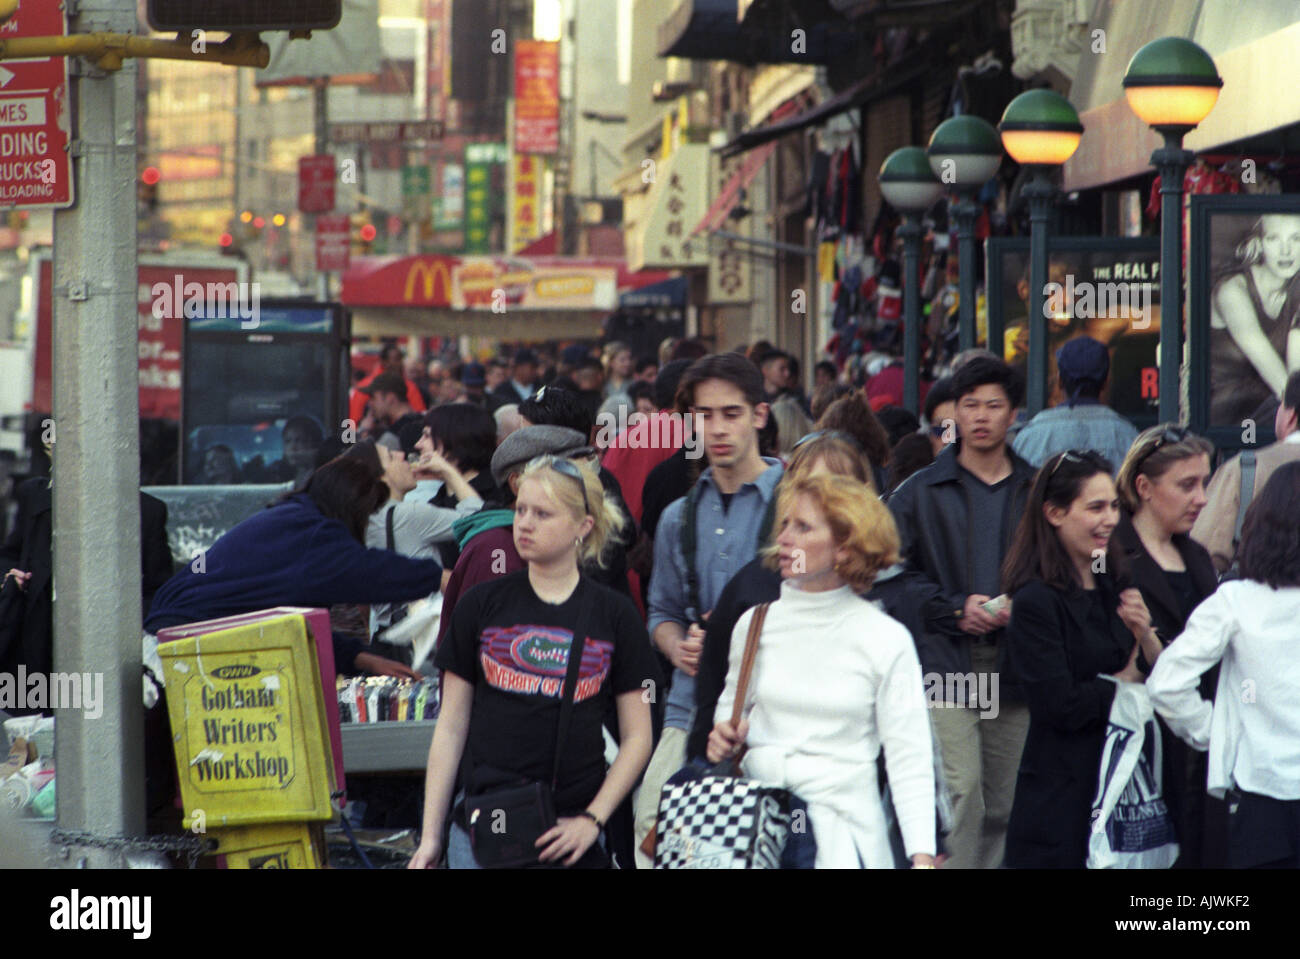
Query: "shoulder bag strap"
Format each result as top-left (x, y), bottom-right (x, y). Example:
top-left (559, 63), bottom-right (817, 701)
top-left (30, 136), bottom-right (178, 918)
top-left (681, 483), bottom-right (703, 624)
top-left (550, 579), bottom-right (593, 790)
top-left (1233, 450), bottom-right (1257, 548)
top-left (385, 504), bottom-right (397, 551)
top-left (729, 602), bottom-right (771, 729)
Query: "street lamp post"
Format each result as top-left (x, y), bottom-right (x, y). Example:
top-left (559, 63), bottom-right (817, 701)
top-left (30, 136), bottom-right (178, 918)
top-left (998, 89), bottom-right (1084, 415)
top-left (1123, 38), bottom-right (1222, 424)
top-left (926, 116), bottom-right (1003, 352)
top-left (880, 147), bottom-right (944, 415)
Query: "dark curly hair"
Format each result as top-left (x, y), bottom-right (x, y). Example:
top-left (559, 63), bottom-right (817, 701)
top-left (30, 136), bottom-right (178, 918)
top-left (518, 385), bottom-right (595, 439)
top-left (1238, 461), bottom-right (1300, 588)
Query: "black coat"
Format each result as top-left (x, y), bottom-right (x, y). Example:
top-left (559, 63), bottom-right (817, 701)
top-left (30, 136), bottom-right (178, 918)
top-left (0, 478), bottom-right (173, 683)
top-left (1003, 575), bottom-right (1133, 868)
top-left (886, 442), bottom-right (1038, 700)
top-left (1112, 514), bottom-right (1217, 647)
top-left (1112, 512), bottom-right (1222, 867)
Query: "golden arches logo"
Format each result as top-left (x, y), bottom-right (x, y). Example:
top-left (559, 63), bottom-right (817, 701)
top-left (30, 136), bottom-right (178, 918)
top-left (403, 259), bottom-right (453, 304)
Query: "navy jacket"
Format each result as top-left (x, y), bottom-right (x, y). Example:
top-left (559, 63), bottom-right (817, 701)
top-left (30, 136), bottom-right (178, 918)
top-left (145, 494), bottom-right (442, 669)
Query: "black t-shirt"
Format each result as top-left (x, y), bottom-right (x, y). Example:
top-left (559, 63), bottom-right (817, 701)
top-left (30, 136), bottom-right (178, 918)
top-left (436, 571), bottom-right (659, 813)
top-left (1163, 569), bottom-right (1200, 631)
top-left (959, 466), bottom-right (1013, 600)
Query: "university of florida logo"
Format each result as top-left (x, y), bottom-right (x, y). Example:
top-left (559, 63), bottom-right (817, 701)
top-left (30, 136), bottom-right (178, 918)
top-left (510, 630), bottom-right (571, 675)
top-left (480, 625), bottom-right (612, 701)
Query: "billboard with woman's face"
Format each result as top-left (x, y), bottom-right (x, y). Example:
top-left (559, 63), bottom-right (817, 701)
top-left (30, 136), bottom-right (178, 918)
top-left (1190, 196), bottom-right (1300, 446)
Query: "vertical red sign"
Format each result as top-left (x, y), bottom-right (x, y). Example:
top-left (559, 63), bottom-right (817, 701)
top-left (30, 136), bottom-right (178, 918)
top-left (514, 40), bottom-right (559, 155)
top-left (0, 4), bottom-right (73, 208)
top-left (316, 215), bottom-right (352, 272)
top-left (298, 155), bottom-right (337, 213)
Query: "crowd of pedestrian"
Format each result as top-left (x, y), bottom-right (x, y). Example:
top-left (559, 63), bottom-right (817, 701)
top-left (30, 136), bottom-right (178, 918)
top-left (53, 335), bottom-right (1300, 868)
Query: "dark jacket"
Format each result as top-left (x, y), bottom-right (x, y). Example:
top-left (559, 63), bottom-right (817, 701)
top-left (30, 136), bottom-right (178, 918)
top-left (885, 442), bottom-right (1037, 701)
top-left (0, 479), bottom-right (172, 685)
top-left (1112, 511), bottom-right (1222, 868)
top-left (1112, 513), bottom-right (1217, 647)
top-left (145, 493), bottom-right (442, 670)
top-left (1004, 575), bottom-right (1133, 868)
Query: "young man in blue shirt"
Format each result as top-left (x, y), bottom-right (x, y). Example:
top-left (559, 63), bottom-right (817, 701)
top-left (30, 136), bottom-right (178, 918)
top-left (634, 353), bottom-right (784, 866)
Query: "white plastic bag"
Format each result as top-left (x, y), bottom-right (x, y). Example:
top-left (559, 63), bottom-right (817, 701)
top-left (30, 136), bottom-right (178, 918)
top-left (1087, 677), bottom-right (1179, 869)
top-left (379, 593), bottom-right (442, 672)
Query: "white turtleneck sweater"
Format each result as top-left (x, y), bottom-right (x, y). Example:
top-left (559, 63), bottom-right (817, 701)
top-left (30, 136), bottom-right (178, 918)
top-left (716, 579), bottom-right (936, 868)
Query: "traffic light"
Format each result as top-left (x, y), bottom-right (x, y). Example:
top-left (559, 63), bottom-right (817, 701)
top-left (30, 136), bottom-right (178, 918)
top-left (352, 211), bottom-right (375, 254)
top-left (138, 167), bottom-right (160, 216)
top-left (146, 1), bottom-right (342, 31)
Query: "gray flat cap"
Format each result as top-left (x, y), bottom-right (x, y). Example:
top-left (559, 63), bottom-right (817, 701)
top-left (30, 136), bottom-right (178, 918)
top-left (491, 425), bottom-right (593, 486)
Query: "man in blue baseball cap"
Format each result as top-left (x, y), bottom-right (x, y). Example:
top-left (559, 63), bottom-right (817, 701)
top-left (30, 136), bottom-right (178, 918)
top-left (1011, 335), bottom-right (1139, 475)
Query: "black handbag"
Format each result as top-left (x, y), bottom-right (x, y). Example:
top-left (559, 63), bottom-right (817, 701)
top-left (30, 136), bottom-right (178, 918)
top-left (463, 592), bottom-right (591, 869)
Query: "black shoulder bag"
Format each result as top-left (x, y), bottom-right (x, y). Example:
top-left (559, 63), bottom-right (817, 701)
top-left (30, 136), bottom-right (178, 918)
top-left (463, 586), bottom-right (593, 868)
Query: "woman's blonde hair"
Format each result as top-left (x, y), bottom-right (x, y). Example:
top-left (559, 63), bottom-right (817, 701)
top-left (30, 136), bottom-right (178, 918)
top-left (519, 454), bottom-right (625, 567)
top-left (769, 397), bottom-right (814, 457)
top-left (1115, 424), bottom-right (1214, 513)
top-left (762, 474), bottom-right (899, 591)
top-left (784, 432), bottom-right (874, 491)
top-left (1235, 214), bottom-right (1300, 266)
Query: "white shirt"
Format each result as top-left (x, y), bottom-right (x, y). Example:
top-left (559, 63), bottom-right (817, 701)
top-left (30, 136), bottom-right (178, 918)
top-left (1148, 580), bottom-right (1300, 800)
top-left (716, 580), bottom-right (936, 867)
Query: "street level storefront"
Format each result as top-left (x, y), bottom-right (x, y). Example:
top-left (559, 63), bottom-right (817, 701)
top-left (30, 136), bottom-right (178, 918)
top-left (340, 254), bottom-right (672, 340)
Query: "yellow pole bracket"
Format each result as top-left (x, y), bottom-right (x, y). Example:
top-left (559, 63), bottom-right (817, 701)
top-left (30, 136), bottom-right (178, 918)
top-left (0, 30), bottom-right (270, 71)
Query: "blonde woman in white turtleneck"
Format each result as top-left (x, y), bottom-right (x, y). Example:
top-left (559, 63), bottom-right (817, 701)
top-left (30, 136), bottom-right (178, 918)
top-left (708, 473), bottom-right (937, 869)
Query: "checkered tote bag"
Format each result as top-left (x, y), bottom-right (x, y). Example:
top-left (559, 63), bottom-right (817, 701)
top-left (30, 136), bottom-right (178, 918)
top-left (652, 603), bottom-right (793, 869)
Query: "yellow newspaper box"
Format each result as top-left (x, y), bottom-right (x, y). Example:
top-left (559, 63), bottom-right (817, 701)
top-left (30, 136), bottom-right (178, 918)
top-left (158, 611), bottom-right (336, 829)
top-left (208, 823), bottom-right (327, 869)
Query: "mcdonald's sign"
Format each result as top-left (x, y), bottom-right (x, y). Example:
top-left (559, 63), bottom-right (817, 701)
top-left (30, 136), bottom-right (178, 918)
top-left (401, 257), bottom-right (454, 306)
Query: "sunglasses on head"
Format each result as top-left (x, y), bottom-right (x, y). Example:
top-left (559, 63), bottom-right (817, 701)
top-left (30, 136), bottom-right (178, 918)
top-left (1048, 448), bottom-right (1108, 478)
top-left (547, 457), bottom-right (590, 516)
top-left (1133, 426), bottom-right (1189, 472)
top-left (793, 429), bottom-right (863, 453)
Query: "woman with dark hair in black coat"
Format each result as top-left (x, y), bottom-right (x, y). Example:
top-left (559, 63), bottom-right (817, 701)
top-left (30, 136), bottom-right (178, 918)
top-left (1002, 449), bottom-right (1166, 868)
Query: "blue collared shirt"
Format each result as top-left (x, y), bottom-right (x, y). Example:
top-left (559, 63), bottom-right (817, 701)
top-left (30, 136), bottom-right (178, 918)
top-left (1011, 403), bottom-right (1139, 476)
top-left (648, 458), bottom-right (784, 730)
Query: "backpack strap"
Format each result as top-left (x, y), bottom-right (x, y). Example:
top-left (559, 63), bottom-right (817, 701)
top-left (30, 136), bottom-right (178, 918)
top-left (756, 494), bottom-right (778, 547)
top-left (1233, 450), bottom-right (1257, 548)
top-left (385, 504), bottom-right (397, 551)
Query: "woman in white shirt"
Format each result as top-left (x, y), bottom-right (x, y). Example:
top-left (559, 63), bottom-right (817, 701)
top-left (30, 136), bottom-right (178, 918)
top-left (1148, 461), bottom-right (1300, 868)
top-left (707, 473), bottom-right (936, 868)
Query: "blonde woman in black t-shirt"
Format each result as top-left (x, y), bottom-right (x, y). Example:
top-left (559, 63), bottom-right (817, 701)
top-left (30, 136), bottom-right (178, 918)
top-left (409, 455), bottom-right (658, 869)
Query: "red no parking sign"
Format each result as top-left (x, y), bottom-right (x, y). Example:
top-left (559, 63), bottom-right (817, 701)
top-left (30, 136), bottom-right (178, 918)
top-left (0, 3), bottom-right (72, 208)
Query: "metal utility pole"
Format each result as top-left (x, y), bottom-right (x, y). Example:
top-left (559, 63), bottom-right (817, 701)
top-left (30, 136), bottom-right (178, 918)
top-left (314, 77), bottom-right (331, 300)
top-left (51, 0), bottom-right (144, 865)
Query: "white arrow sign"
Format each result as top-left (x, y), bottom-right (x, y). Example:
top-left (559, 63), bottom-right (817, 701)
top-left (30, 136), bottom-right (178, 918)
top-left (0, 67), bottom-right (15, 88)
